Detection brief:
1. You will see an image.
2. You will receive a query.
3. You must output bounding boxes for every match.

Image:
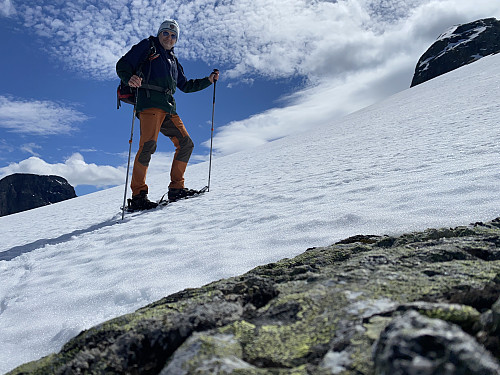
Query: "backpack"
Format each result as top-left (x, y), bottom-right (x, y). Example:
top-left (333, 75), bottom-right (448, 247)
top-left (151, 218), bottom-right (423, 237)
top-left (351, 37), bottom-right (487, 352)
top-left (117, 36), bottom-right (159, 109)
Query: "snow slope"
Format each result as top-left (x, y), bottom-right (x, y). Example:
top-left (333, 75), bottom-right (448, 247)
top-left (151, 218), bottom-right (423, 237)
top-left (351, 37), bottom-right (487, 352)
top-left (1, 54), bottom-right (500, 374)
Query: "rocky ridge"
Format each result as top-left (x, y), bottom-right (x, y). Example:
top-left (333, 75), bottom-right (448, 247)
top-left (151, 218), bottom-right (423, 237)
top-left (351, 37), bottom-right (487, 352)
top-left (8, 218), bottom-right (500, 375)
top-left (411, 18), bottom-right (500, 87)
top-left (0, 173), bottom-right (76, 216)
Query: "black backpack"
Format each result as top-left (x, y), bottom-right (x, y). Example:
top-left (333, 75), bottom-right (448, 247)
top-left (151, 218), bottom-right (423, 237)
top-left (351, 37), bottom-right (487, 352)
top-left (116, 36), bottom-right (158, 109)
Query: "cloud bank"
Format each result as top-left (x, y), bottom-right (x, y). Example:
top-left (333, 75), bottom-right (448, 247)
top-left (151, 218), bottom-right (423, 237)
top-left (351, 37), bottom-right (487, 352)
top-left (10, 0), bottom-right (500, 81)
top-left (0, 96), bottom-right (89, 135)
top-left (0, 153), bottom-right (124, 188)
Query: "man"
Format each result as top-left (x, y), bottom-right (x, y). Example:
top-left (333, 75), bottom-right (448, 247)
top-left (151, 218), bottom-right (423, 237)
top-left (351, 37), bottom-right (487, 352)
top-left (116, 19), bottom-right (219, 210)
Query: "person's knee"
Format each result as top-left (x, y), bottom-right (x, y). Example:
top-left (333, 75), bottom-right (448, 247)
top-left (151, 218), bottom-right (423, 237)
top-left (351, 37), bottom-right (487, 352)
top-left (176, 136), bottom-right (194, 162)
top-left (138, 140), bottom-right (157, 166)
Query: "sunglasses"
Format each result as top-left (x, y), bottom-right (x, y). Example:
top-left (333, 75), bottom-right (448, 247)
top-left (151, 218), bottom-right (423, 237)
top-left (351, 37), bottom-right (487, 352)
top-left (161, 31), bottom-right (177, 39)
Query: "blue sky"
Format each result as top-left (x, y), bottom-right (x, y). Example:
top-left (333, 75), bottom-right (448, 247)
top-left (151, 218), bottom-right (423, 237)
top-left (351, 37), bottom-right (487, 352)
top-left (0, 0), bottom-right (499, 196)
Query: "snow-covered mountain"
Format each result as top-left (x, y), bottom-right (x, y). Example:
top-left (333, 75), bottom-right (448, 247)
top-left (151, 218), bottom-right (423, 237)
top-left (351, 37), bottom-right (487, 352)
top-left (1, 53), bottom-right (500, 374)
top-left (411, 17), bottom-right (500, 86)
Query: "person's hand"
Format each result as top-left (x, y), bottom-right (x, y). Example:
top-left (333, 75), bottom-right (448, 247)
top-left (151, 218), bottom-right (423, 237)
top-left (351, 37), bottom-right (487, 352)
top-left (128, 75), bottom-right (142, 88)
top-left (209, 70), bottom-right (219, 83)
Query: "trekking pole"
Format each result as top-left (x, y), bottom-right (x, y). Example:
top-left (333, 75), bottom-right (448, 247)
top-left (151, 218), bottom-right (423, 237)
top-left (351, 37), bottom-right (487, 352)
top-left (121, 89), bottom-right (138, 220)
top-left (207, 69), bottom-right (218, 192)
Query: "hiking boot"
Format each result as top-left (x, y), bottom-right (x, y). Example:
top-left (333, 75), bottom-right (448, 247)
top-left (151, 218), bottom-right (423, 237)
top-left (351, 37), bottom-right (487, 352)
top-left (168, 187), bottom-right (198, 202)
top-left (127, 190), bottom-right (158, 211)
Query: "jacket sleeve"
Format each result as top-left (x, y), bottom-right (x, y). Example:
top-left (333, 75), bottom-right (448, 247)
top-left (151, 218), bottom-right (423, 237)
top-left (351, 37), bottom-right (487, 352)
top-left (176, 60), bottom-right (212, 93)
top-left (116, 38), bottom-right (150, 85)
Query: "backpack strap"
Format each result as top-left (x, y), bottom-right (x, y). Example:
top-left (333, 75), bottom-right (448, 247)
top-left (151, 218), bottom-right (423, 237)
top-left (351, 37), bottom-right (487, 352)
top-left (140, 83), bottom-right (172, 95)
top-left (141, 36), bottom-right (165, 98)
top-left (137, 36), bottom-right (158, 78)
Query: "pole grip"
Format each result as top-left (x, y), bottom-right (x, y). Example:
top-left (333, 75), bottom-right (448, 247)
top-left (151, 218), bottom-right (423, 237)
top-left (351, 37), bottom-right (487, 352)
top-left (212, 69), bottom-right (218, 104)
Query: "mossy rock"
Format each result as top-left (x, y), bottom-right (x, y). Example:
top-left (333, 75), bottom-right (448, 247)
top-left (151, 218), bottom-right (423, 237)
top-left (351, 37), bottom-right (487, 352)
top-left (9, 218), bottom-right (500, 374)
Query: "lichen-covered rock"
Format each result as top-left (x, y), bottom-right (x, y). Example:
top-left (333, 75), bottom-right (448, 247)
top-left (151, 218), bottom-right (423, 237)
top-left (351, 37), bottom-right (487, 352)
top-left (493, 297), bottom-right (500, 333)
top-left (160, 332), bottom-right (260, 375)
top-left (8, 218), bottom-right (500, 375)
top-left (373, 310), bottom-right (500, 375)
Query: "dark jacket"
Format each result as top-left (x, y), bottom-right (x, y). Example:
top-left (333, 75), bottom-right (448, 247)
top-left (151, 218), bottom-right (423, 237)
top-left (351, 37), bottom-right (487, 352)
top-left (116, 36), bottom-right (212, 114)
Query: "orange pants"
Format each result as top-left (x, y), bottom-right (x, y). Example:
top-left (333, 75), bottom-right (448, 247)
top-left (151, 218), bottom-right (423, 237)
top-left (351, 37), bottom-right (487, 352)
top-left (131, 108), bottom-right (194, 196)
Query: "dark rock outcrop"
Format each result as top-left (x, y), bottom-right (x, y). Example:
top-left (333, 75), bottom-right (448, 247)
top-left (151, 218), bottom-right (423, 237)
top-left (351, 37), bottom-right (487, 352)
top-left (411, 18), bottom-right (500, 87)
top-left (374, 310), bottom-right (500, 375)
top-left (8, 218), bottom-right (500, 374)
top-left (0, 173), bottom-right (76, 216)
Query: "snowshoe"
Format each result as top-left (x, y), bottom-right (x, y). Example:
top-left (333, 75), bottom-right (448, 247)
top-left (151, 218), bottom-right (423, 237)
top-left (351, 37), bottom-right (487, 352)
top-left (167, 187), bottom-right (200, 202)
top-left (127, 190), bottom-right (158, 211)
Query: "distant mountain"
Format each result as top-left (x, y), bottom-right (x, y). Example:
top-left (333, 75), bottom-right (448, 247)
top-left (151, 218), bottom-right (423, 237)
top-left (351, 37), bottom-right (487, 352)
top-left (0, 173), bottom-right (76, 216)
top-left (411, 18), bottom-right (500, 87)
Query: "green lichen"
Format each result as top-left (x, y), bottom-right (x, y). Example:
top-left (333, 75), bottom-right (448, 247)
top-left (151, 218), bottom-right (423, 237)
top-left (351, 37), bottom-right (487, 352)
top-left (219, 287), bottom-right (340, 369)
top-left (364, 316), bottom-right (393, 341)
top-left (6, 354), bottom-right (58, 375)
top-left (415, 304), bottom-right (480, 329)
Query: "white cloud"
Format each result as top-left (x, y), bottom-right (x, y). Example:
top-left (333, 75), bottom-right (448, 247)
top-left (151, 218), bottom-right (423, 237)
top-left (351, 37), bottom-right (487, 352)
top-left (0, 0), bottom-right (16, 17)
top-left (12, 0), bottom-right (500, 81)
top-left (209, 60), bottom-right (410, 155)
top-left (0, 96), bottom-right (89, 135)
top-left (0, 153), bottom-right (124, 188)
top-left (20, 143), bottom-right (42, 157)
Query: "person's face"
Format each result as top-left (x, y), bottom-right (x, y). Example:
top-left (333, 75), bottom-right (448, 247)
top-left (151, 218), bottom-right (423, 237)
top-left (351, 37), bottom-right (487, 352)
top-left (159, 30), bottom-right (177, 50)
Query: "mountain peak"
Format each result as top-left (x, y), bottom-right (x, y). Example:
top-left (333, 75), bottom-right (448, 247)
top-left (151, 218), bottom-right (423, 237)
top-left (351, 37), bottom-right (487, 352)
top-left (411, 18), bottom-right (500, 87)
top-left (0, 173), bottom-right (76, 217)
